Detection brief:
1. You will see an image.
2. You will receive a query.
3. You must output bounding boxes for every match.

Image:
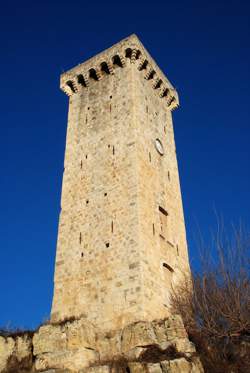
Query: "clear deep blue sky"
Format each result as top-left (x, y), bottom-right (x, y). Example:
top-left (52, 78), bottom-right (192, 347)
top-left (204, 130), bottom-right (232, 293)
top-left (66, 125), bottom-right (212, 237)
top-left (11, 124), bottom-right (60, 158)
top-left (1, 0), bottom-right (249, 329)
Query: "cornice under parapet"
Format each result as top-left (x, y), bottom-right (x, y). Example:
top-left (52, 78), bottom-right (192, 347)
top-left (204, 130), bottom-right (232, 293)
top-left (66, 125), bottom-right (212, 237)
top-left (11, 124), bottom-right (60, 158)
top-left (60, 34), bottom-right (179, 111)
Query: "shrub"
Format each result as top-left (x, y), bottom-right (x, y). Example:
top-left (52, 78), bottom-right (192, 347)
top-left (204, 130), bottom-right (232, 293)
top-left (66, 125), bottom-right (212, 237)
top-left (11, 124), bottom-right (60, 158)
top-left (171, 224), bottom-right (250, 372)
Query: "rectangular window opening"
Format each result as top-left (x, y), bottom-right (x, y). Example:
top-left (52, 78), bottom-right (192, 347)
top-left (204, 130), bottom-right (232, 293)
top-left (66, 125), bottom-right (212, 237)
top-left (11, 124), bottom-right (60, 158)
top-left (159, 206), bottom-right (168, 216)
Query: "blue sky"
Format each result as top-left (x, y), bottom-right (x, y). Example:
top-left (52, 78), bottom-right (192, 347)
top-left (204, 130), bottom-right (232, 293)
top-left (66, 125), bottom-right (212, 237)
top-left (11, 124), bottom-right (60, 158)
top-left (0, 0), bottom-right (249, 329)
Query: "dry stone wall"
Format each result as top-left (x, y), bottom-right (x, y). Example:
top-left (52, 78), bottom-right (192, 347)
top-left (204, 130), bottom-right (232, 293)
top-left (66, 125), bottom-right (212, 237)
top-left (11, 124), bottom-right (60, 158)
top-left (0, 315), bottom-right (203, 373)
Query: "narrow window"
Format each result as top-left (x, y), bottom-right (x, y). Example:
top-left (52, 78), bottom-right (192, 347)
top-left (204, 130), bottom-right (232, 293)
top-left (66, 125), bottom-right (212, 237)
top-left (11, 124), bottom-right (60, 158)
top-left (100, 62), bottom-right (110, 75)
top-left (163, 262), bottom-right (174, 272)
top-left (112, 55), bottom-right (123, 68)
top-left (153, 223), bottom-right (155, 235)
top-left (112, 146), bottom-right (115, 155)
top-left (86, 200), bottom-right (89, 205)
top-left (104, 192), bottom-right (107, 197)
top-left (106, 242), bottom-right (110, 248)
top-left (149, 152), bottom-right (151, 162)
top-left (86, 155), bottom-right (88, 159)
top-left (176, 245), bottom-right (179, 256)
top-left (168, 171), bottom-right (170, 181)
top-left (159, 206), bottom-right (168, 239)
top-left (89, 68), bottom-right (99, 81)
top-left (125, 48), bottom-right (132, 58)
top-left (81, 252), bottom-right (84, 258)
top-left (80, 160), bottom-right (83, 169)
top-left (79, 232), bottom-right (82, 244)
top-left (66, 80), bottom-right (75, 93)
top-left (77, 74), bottom-right (87, 87)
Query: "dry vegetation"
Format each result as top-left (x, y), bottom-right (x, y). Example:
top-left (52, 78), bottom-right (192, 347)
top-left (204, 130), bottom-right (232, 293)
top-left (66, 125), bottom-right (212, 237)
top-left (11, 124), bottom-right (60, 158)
top-left (171, 224), bottom-right (250, 372)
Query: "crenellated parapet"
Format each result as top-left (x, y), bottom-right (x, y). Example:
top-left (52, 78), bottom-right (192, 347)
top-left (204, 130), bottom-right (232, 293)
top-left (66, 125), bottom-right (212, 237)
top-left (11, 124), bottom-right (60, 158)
top-left (60, 34), bottom-right (179, 110)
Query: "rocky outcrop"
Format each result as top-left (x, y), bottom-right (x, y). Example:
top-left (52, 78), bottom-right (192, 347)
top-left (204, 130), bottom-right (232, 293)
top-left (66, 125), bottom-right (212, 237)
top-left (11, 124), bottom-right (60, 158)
top-left (0, 316), bottom-right (203, 372)
top-left (0, 333), bottom-right (33, 372)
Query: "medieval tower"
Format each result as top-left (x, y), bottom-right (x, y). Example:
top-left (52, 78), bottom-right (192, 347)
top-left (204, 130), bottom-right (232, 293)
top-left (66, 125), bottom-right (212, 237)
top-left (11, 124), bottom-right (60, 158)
top-left (51, 34), bottom-right (191, 332)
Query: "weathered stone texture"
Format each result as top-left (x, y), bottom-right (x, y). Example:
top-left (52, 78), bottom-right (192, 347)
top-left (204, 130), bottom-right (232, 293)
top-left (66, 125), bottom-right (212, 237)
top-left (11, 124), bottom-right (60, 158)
top-left (51, 33), bottom-right (190, 332)
top-left (0, 316), bottom-right (203, 372)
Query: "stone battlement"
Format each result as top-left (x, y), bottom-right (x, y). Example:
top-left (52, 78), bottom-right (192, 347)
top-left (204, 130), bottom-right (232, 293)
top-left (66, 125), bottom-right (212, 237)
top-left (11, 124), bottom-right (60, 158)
top-left (60, 34), bottom-right (179, 111)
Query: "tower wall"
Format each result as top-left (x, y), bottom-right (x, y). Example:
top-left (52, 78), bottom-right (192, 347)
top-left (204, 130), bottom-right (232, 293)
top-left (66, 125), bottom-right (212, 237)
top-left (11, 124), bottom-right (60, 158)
top-left (51, 35), bottom-right (190, 331)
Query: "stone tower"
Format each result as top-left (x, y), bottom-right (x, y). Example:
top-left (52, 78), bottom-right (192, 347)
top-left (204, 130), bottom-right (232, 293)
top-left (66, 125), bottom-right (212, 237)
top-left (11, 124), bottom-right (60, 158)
top-left (51, 34), bottom-right (190, 332)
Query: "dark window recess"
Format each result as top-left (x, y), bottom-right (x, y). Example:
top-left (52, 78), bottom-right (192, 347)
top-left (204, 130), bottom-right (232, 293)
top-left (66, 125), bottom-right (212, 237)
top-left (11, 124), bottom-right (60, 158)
top-left (80, 161), bottom-right (83, 169)
top-left (86, 155), bottom-right (88, 159)
top-left (88, 107), bottom-right (90, 110)
top-left (139, 60), bottom-right (148, 70)
top-left (159, 206), bottom-right (168, 216)
top-left (159, 206), bottom-right (168, 239)
top-left (155, 79), bottom-right (162, 89)
top-left (126, 368), bottom-right (131, 373)
top-left (110, 95), bottom-right (112, 99)
top-left (86, 115), bottom-right (88, 124)
top-left (81, 252), bottom-right (84, 258)
top-left (86, 200), bottom-right (89, 205)
top-left (66, 80), bottom-right (75, 93)
top-left (153, 223), bottom-right (155, 235)
top-left (112, 55), bottom-right (123, 67)
top-left (108, 144), bottom-right (111, 148)
top-left (168, 171), bottom-right (170, 181)
top-left (125, 48), bottom-right (132, 58)
top-left (111, 221), bottom-right (114, 233)
top-left (77, 74), bottom-right (87, 87)
top-left (89, 68), bottom-right (99, 81)
top-left (148, 70), bottom-right (156, 80)
top-left (176, 245), bottom-right (179, 256)
top-left (164, 126), bottom-right (166, 133)
top-left (112, 146), bottom-right (115, 155)
top-left (79, 232), bottom-right (82, 244)
top-left (163, 262), bottom-right (174, 272)
top-left (104, 192), bottom-right (107, 197)
top-left (149, 152), bottom-right (151, 162)
top-left (100, 62), bottom-right (110, 75)
top-left (106, 242), bottom-right (110, 248)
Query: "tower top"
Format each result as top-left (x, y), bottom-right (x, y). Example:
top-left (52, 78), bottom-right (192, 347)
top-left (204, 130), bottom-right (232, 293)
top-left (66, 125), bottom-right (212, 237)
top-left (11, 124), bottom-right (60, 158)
top-left (60, 34), bottom-right (179, 111)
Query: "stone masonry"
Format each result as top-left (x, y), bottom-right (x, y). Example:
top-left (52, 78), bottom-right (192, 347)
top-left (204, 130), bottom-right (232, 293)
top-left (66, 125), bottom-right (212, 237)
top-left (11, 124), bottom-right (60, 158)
top-left (0, 315), bottom-right (203, 372)
top-left (51, 34), bottom-right (191, 332)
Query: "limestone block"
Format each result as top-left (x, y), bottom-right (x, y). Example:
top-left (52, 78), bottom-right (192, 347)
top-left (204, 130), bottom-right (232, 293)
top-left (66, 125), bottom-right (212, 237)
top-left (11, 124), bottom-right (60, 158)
top-left (152, 321), bottom-right (168, 344)
top-left (121, 321), bottom-right (157, 352)
top-left (33, 324), bottom-right (67, 355)
top-left (164, 316), bottom-right (187, 340)
top-left (168, 358), bottom-right (192, 372)
top-left (35, 348), bottom-right (98, 371)
top-left (96, 330), bottom-right (122, 360)
top-left (0, 336), bottom-right (15, 372)
top-left (125, 346), bottom-right (145, 360)
top-left (172, 338), bottom-right (196, 354)
top-left (147, 363), bottom-right (163, 373)
top-left (16, 335), bottom-right (32, 361)
top-left (82, 366), bottom-right (110, 373)
top-left (128, 362), bottom-right (148, 373)
top-left (66, 318), bottom-right (96, 350)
